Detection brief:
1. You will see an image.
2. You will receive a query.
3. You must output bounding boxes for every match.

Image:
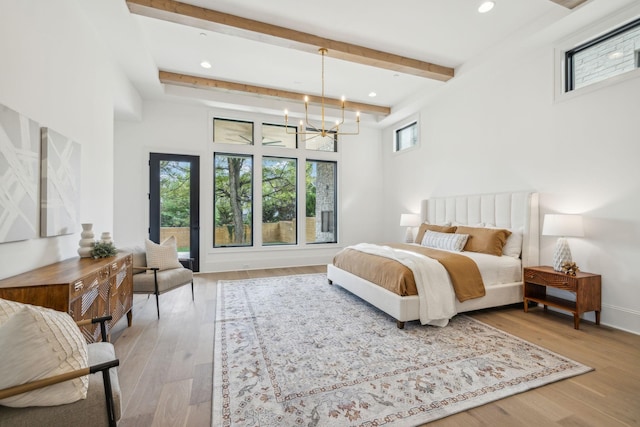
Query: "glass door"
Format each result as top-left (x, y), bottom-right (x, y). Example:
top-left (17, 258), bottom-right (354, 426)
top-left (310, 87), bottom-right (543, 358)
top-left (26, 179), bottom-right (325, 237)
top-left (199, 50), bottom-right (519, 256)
top-left (149, 153), bottom-right (200, 272)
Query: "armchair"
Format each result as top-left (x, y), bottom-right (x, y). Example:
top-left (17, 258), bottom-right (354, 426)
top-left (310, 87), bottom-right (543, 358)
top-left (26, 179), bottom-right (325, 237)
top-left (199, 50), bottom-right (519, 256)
top-left (0, 316), bottom-right (121, 427)
top-left (129, 246), bottom-right (194, 319)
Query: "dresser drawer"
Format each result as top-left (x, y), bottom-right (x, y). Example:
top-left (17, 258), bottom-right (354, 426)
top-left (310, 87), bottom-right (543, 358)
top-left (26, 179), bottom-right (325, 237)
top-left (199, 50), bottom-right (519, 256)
top-left (524, 269), bottom-right (577, 291)
top-left (70, 270), bottom-right (101, 301)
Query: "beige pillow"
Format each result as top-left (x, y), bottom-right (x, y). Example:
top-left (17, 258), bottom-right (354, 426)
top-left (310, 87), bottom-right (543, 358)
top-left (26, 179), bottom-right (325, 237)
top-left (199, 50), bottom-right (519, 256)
top-left (414, 223), bottom-right (457, 244)
top-left (145, 236), bottom-right (182, 273)
top-left (455, 226), bottom-right (512, 256)
top-left (0, 300), bottom-right (89, 407)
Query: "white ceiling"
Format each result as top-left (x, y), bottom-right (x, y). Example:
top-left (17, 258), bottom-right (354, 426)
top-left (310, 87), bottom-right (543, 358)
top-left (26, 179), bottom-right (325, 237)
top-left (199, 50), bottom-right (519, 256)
top-left (77, 0), bottom-right (636, 125)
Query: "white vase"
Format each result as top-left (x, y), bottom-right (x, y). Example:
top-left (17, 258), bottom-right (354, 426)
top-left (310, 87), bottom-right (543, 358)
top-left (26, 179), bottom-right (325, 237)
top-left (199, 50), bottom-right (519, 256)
top-left (100, 232), bottom-right (113, 244)
top-left (78, 223), bottom-right (95, 258)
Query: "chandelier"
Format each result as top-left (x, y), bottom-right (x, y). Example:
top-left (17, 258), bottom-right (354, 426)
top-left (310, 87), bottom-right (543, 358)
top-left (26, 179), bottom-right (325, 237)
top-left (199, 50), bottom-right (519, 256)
top-left (284, 48), bottom-right (360, 138)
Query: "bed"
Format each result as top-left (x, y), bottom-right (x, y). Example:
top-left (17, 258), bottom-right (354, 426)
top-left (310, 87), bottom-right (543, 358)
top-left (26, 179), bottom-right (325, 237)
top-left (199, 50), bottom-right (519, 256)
top-left (327, 192), bottom-right (539, 328)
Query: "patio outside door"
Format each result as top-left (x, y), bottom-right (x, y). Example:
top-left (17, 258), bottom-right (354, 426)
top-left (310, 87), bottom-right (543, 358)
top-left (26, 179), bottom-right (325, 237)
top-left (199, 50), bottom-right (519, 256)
top-left (149, 153), bottom-right (200, 272)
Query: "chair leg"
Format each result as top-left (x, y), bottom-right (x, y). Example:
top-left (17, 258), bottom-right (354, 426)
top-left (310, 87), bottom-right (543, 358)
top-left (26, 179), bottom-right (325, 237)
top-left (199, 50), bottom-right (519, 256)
top-left (153, 269), bottom-right (160, 319)
top-left (191, 280), bottom-right (194, 301)
top-left (101, 368), bottom-right (117, 427)
top-left (155, 293), bottom-right (160, 319)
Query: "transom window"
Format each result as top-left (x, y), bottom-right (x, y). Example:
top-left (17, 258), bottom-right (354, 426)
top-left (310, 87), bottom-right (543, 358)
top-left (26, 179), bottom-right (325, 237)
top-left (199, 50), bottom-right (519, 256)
top-left (565, 17), bottom-right (640, 92)
top-left (394, 120), bottom-right (418, 152)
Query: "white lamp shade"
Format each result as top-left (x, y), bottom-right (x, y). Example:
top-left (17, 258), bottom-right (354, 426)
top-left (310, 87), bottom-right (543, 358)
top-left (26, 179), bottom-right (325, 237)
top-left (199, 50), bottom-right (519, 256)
top-left (542, 214), bottom-right (584, 237)
top-left (400, 214), bottom-right (420, 227)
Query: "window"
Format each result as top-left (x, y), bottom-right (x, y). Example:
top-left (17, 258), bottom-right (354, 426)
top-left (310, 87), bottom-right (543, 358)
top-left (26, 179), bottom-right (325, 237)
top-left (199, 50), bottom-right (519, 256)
top-left (213, 153), bottom-right (253, 247)
top-left (213, 118), bottom-right (253, 145)
top-left (262, 157), bottom-right (297, 245)
top-left (211, 113), bottom-right (339, 249)
top-left (306, 160), bottom-right (337, 243)
top-left (394, 121), bottom-right (418, 152)
top-left (262, 123), bottom-right (297, 148)
top-left (304, 132), bottom-right (337, 152)
top-left (565, 18), bottom-right (640, 92)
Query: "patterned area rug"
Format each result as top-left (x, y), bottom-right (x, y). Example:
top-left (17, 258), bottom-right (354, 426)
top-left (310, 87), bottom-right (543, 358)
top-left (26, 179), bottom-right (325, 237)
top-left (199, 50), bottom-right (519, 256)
top-left (213, 274), bottom-right (592, 426)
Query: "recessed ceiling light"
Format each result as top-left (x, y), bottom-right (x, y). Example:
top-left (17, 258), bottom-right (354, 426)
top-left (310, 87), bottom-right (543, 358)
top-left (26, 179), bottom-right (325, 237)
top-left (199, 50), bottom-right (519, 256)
top-left (368, 92), bottom-right (377, 97)
top-left (478, 1), bottom-right (495, 13)
top-left (200, 32), bottom-right (207, 37)
top-left (200, 61), bottom-right (212, 69)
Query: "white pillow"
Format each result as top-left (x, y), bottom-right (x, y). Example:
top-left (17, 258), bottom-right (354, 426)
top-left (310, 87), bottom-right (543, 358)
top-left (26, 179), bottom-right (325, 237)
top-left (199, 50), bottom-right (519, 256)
top-left (421, 230), bottom-right (469, 252)
top-left (502, 228), bottom-right (523, 258)
top-left (0, 297), bottom-right (25, 326)
top-left (0, 300), bottom-right (88, 408)
top-left (145, 236), bottom-right (182, 273)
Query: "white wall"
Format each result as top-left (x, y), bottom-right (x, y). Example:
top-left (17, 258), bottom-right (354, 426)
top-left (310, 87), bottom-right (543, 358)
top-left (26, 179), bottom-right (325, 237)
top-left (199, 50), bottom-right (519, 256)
top-left (381, 11), bottom-right (640, 334)
top-left (0, 0), bottom-right (124, 278)
top-left (114, 100), bottom-right (383, 272)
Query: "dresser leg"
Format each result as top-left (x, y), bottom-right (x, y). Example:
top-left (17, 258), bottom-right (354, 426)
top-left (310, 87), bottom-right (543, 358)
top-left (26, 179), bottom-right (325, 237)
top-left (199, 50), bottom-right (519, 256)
top-left (573, 314), bottom-right (580, 330)
top-left (127, 310), bottom-right (133, 327)
top-left (595, 311), bottom-right (600, 325)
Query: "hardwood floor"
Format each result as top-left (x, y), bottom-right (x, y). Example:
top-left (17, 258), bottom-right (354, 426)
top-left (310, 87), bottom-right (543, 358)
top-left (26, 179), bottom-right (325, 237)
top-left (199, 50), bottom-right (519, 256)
top-left (111, 266), bottom-right (640, 426)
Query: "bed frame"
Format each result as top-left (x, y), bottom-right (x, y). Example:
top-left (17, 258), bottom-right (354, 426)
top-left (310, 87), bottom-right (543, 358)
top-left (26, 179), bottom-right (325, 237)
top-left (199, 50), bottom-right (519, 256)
top-left (327, 191), bottom-right (539, 328)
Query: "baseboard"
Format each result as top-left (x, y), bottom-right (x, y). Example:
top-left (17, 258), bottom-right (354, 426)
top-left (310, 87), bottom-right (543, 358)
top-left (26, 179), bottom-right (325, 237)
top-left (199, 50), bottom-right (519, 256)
top-left (599, 303), bottom-right (640, 335)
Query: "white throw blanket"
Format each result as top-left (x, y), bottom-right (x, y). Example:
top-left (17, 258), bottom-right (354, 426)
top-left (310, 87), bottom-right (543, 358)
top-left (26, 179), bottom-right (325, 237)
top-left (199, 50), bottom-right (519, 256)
top-left (350, 243), bottom-right (457, 327)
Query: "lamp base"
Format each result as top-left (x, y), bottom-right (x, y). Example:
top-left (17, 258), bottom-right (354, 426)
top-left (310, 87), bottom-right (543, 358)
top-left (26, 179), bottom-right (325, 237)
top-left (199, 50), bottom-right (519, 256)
top-left (552, 237), bottom-right (573, 272)
top-left (404, 227), bottom-right (414, 243)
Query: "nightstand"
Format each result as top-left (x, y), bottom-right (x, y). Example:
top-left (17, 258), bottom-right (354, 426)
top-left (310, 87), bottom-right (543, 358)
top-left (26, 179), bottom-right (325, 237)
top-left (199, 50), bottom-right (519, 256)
top-left (523, 266), bottom-right (601, 330)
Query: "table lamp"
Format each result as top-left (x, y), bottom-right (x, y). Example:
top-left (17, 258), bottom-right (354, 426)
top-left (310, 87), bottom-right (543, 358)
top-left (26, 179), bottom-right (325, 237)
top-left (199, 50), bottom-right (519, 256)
top-left (400, 214), bottom-right (420, 243)
top-left (542, 214), bottom-right (584, 272)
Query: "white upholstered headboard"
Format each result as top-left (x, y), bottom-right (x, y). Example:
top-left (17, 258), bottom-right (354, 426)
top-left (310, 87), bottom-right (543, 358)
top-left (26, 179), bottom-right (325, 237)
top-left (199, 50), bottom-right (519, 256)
top-left (420, 192), bottom-right (539, 267)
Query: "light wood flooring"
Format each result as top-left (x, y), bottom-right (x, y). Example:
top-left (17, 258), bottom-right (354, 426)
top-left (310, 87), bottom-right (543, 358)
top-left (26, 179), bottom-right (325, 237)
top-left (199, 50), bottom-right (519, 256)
top-left (111, 266), bottom-right (640, 427)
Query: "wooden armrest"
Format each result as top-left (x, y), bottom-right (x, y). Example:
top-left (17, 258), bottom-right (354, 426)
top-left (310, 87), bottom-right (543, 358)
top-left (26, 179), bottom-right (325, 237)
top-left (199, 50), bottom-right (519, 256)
top-left (76, 315), bottom-right (113, 342)
top-left (0, 359), bottom-right (119, 399)
top-left (76, 315), bottom-right (113, 328)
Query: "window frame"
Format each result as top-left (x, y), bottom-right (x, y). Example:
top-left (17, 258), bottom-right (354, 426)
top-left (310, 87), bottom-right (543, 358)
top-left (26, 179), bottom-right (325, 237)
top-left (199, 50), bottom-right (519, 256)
top-left (261, 155), bottom-right (298, 246)
top-left (564, 17), bottom-right (640, 93)
top-left (213, 117), bottom-right (254, 145)
top-left (208, 110), bottom-right (341, 251)
top-left (213, 152), bottom-right (254, 248)
top-left (305, 159), bottom-right (338, 244)
top-left (392, 116), bottom-right (420, 153)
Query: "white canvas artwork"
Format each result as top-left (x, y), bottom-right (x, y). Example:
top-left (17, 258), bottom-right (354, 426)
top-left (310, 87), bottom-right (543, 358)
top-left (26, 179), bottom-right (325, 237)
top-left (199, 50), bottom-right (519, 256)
top-left (0, 104), bottom-right (40, 243)
top-left (41, 127), bottom-right (81, 237)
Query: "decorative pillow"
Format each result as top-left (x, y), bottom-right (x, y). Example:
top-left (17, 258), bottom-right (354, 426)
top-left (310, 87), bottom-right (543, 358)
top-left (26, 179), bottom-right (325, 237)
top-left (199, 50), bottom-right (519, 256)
top-left (455, 226), bottom-right (512, 256)
top-left (0, 300), bottom-right (88, 408)
top-left (0, 297), bottom-right (25, 326)
top-left (414, 223), bottom-right (457, 244)
top-left (485, 225), bottom-right (523, 258)
top-left (421, 230), bottom-right (469, 252)
top-left (145, 236), bottom-right (182, 273)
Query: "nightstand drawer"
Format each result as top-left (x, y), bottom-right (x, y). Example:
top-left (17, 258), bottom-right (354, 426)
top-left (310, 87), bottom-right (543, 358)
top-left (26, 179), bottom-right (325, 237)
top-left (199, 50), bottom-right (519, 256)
top-left (524, 269), bottom-right (577, 291)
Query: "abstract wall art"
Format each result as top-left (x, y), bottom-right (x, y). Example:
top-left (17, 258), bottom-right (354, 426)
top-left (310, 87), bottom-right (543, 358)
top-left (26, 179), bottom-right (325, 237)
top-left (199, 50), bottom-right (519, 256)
top-left (40, 127), bottom-right (81, 237)
top-left (0, 104), bottom-right (40, 243)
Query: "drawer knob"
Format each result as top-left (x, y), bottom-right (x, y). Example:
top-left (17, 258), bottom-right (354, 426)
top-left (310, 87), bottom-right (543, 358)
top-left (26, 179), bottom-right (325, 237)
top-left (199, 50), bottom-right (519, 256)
top-left (74, 281), bottom-right (84, 291)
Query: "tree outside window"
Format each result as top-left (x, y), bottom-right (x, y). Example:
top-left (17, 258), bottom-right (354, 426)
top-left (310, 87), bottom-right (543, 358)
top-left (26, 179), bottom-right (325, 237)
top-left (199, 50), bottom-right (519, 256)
top-left (214, 153), bottom-right (253, 247)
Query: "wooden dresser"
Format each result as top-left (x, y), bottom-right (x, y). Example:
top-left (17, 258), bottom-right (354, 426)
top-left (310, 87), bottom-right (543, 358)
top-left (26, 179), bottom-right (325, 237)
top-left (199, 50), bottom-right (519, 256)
top-left (0, 253), bottom-right (133, 342)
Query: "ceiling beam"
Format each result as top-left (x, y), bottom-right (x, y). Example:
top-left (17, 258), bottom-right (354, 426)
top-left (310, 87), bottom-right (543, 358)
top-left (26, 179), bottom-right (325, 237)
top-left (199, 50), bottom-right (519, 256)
top-left (127, 0), bottom-right (454, 82)
top-left (159, 71), bottom-right (392, 116)
top-left (548, 0), bottom-right (588, 9)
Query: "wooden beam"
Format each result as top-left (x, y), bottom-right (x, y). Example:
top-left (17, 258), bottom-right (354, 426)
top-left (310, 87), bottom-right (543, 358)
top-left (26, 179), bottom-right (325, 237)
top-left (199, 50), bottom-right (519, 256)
top-left (159, 71), bottom-right (392, 116)
top-left (549, 0), bottom-right (588, 9)
top-left (127, 0), bottom-right (454, 82)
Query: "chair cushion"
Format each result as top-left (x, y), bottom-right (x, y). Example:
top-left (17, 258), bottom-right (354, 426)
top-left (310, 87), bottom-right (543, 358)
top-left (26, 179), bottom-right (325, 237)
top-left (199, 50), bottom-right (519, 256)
top-left (133, 267), bottom-right (193, 294)
top-left (0, 299), bottom-right (88, 408)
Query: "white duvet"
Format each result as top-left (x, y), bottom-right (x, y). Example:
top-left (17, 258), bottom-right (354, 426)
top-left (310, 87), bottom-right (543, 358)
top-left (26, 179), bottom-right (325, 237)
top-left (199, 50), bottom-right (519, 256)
top-left (349, 243), bottom-right (456, 327)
